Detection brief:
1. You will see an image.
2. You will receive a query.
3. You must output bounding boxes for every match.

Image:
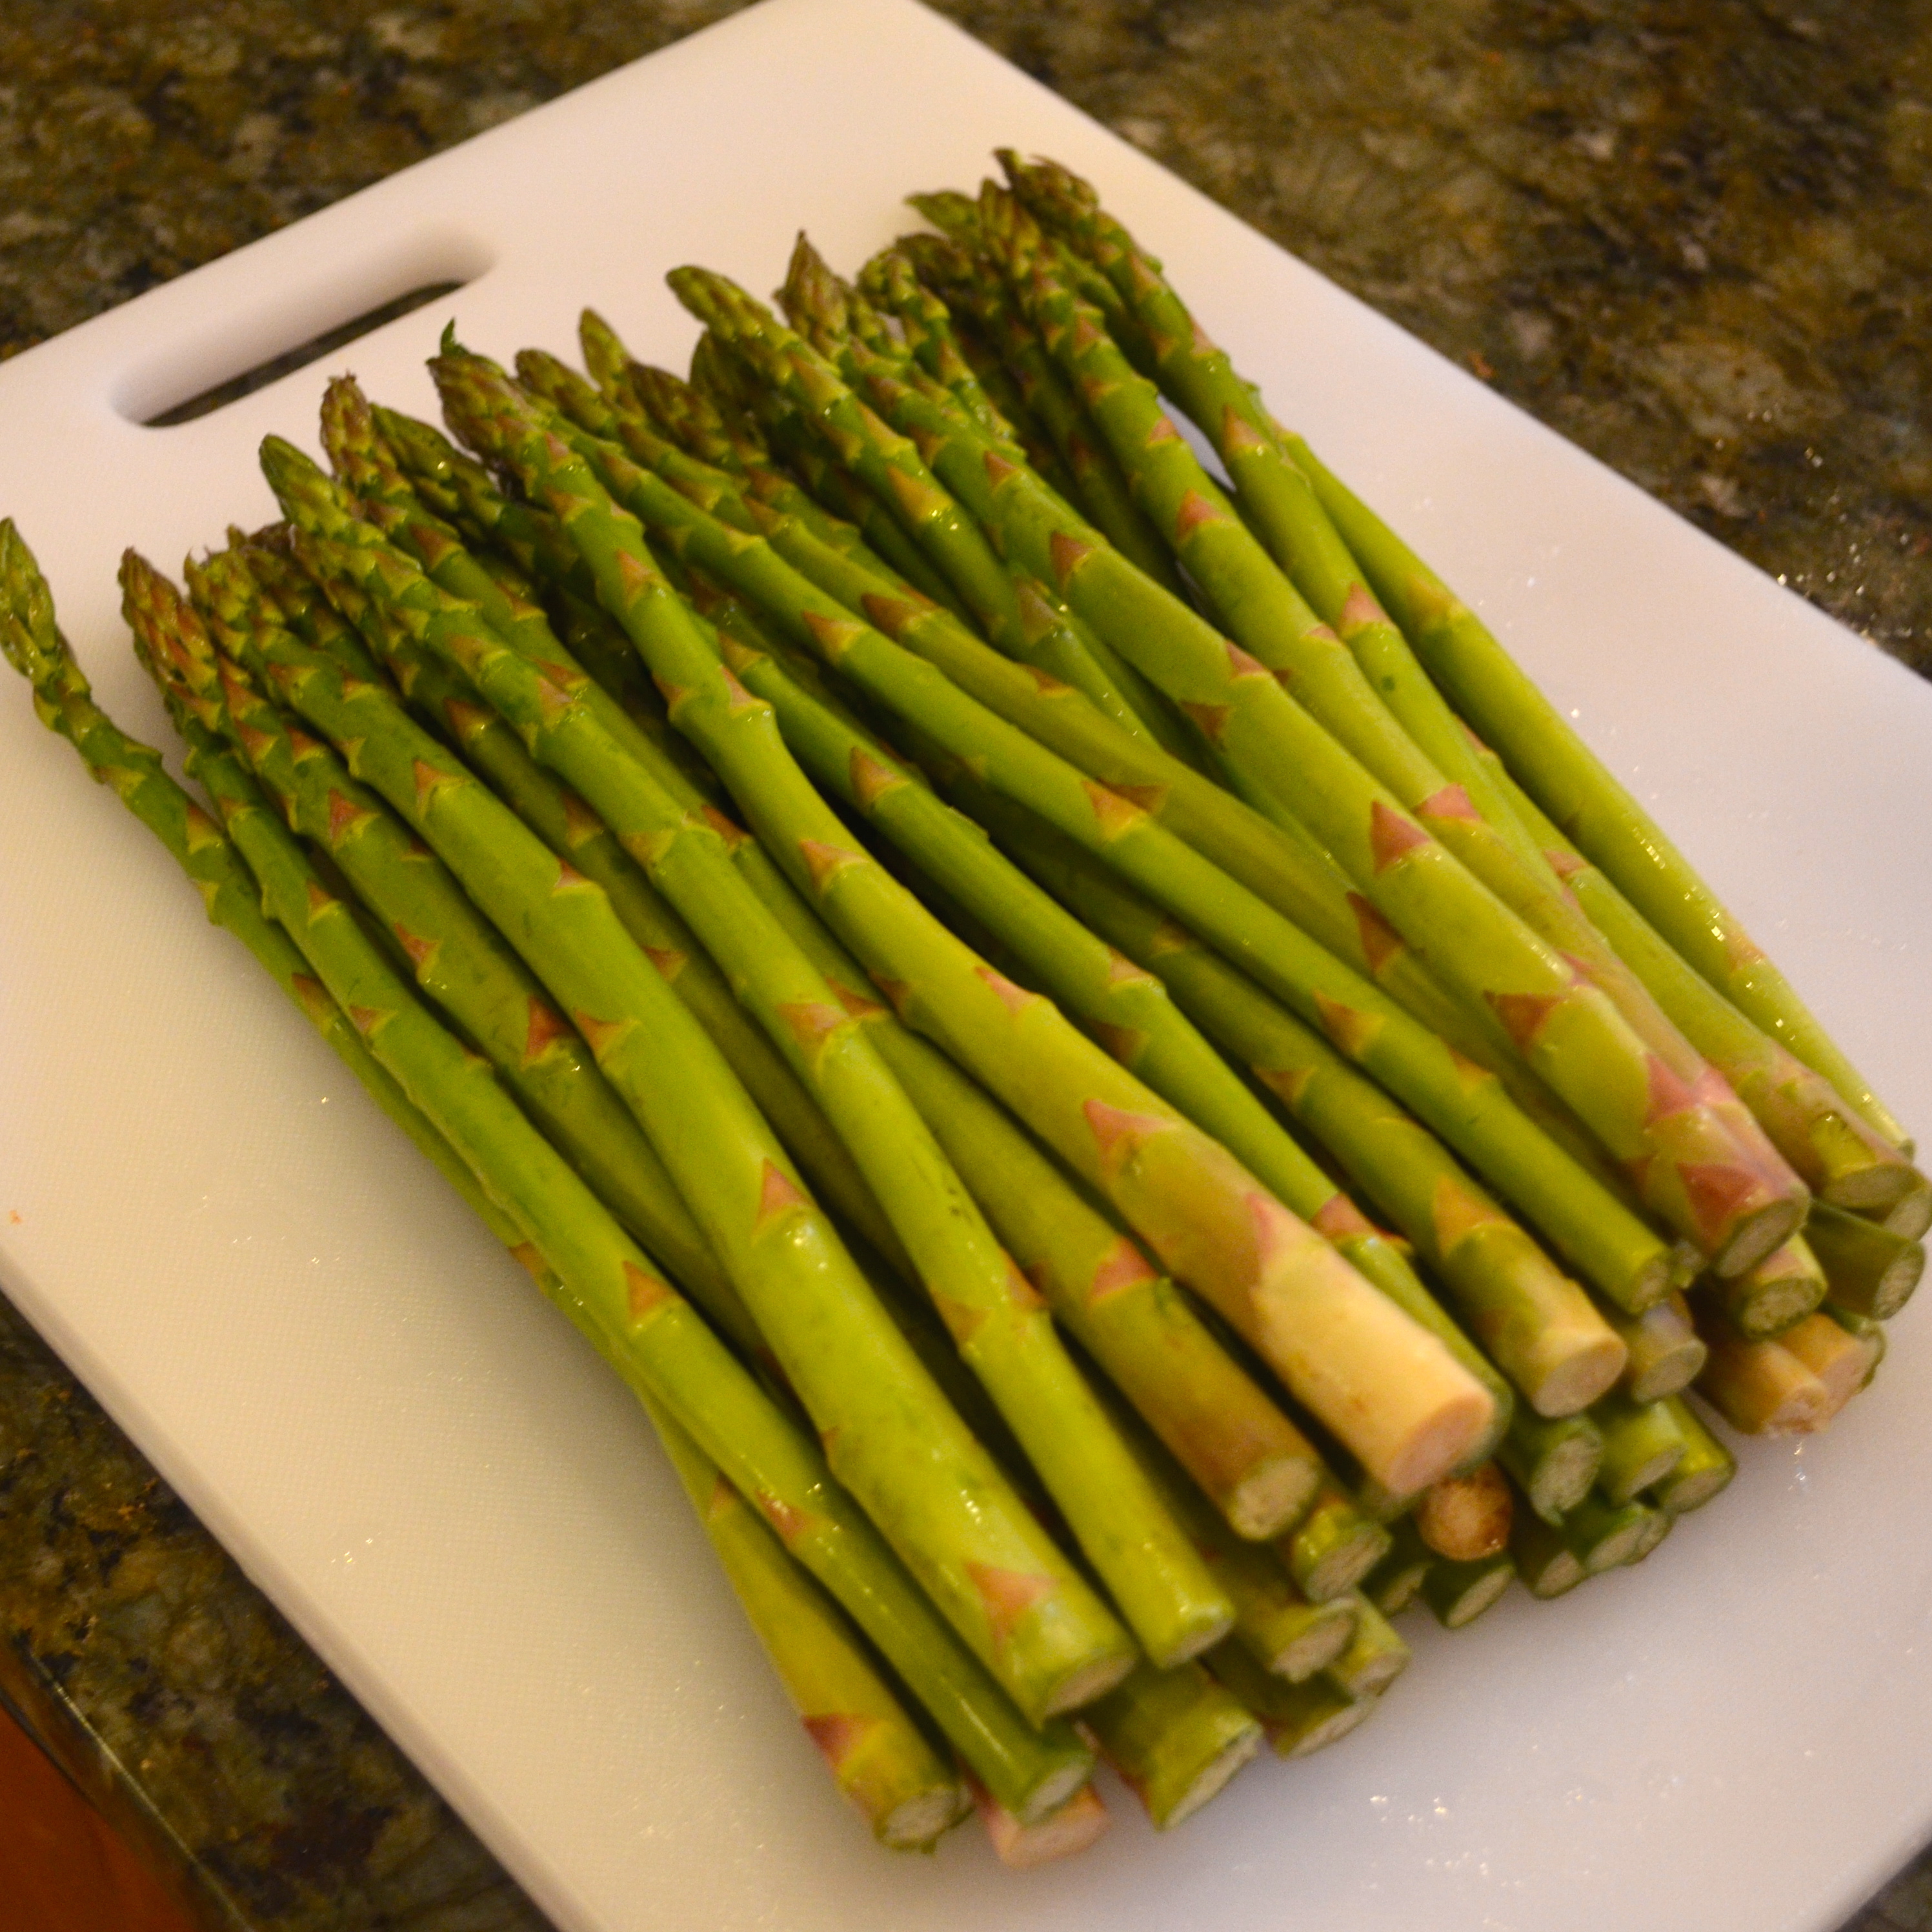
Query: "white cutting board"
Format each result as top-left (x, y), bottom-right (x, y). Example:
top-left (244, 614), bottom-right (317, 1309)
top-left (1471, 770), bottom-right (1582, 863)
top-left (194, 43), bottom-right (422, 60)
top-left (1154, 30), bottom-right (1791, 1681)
top-left (3, 2), bottom-right (1929, 1927)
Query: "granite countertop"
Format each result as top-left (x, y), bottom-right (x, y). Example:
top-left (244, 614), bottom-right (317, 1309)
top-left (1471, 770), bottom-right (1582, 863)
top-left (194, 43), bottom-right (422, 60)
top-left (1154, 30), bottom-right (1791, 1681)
top-left (1, 2), bottom-right (1929, 1927)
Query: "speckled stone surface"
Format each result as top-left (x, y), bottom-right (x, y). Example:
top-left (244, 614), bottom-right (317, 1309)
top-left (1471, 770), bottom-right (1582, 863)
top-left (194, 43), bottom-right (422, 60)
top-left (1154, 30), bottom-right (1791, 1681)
top-left (1, 3), bottom-right (1929, 1927)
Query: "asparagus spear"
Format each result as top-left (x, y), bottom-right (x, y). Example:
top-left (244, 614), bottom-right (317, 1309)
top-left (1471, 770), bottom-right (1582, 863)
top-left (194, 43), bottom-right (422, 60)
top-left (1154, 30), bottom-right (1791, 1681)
top-left (672, 265), bottom-right (1807, 1276)
top-left (1421, 1551), bottom-right (1517, 1629)
top-left (2, 525), bottom-right (998, 1849)
top-left (1650, 1398), bottom-right (1736, 1514)
top-left (650, 1397), bottom-right (967, 1847)
top-left (863, 238), bottom-right (1188, 599)
top-left (1074, 1664), bottom-right (1262, 1831)
top-left (1413, 1462), bottom-right (1512, 1561)
top-left (1509, 1509), bottom-right (1588, 1600)
top-left (108, 547), bottom-right (1096, 1815)
top-left (0, 521), bottom-right (538, 1266)
top-left (1103, 1389), bottom-right (1358, 1680)
top-left (1603, 1292), bottom-right (1707, 1404)
top-left (1201, 1641), bottom-right (1380, 1758)
top-left (1362, 1516), bottom-right (1436, 1615)
top-left (532, 364), bottom-right (1671, 1318)
top-left (270, 437), bottom-right (1205, 1682)
top-left (1281, 1482), bottom-right (1394, 1604)
top-left (1282, 434), bottom-right (1907, 1155)
top-left (174, 553), bottom-right (774, 1354)
top-left (569, 307), bottom-right (1183, 763)
top-left (1690, 1307), bottom-right (1831, 1435)
top-left (1777, 1311), bottom-right (1884, 1418)
top-left (1591, 1392), bottom-right (1689, 1507)
top-left (1325, 1596), bottom-right (1413, 1698)
top-left (692, 590), bottom-right (1519, 1449)
top-left (727, 841), bottom-right (1327, 1541)
top-left (1559, 1493), bottom-right (1653, 1573)
top-left (239, 460), bottom-right (1137, 1726)
top-left (977, 800), bottom-right (1627, 1415)
top-left (1487, 759), bottom-right (1920, 1210)
top-left (998, 154), bottom-right (1828, 1215)
top-left (1704, 1234), bottom-right (1827, 1342)
top-left (1802, 1200), bottom-right (1924, 1320)
top-left (436, 343), bottom-right (1497, 1501)
top-left (971, 1779), bottom-right (1111, 1867)
top-left (1498, 1409), bottom-right (1604, 1524)
top-left (317, 382), bottom-right (921, 1282)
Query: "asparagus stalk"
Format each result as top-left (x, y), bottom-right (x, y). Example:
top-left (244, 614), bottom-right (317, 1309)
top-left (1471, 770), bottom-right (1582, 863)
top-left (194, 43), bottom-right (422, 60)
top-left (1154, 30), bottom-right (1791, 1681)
top-left (246, 456), bottom-right (1136, 1726)
top-left (1282, 435), bottom-right (1907, 1156)
top-left (650, 1396), bottom-right (967, 1847)
top-left (112, 548), bottom-right (1096, 1815)
top-left (699, 593), bottom-right (1520, 1453)
top-left (1106, 1391), bottom-right (1358, 1680)
top-left (1282, 1482), bottom-right (1394, 1604)
top-left (1777, 1311), bottom-right (1884, 1418)
top-left (271, 436), bottom-right (1203, 1683)
top-left (976, 799), bottom-right (1627, 1415)
top-left (1880, 1178), bottom-right (1932, 1241)
top-left (1509, 1509), bottom-right (1587, 1600)
top-left (1705, 1234), bottom-right (1827, 1342)
top-left (438, 345), bottom-right (1497, 1500)
top-left (676, 266), bottom-right (1812, 1274)
top-left (1363, 1516), bottom-right (1436, 1616)
top-left (548, 374), bottom-right (1669, 1318)
top-left (1325, 1596), bottom-right (1413, 1698)
top-left (1202, 1641), bottom-right (1380, 1758)
top-left (728, 843), bottom-right (1327, 1541)
top-left (1650, 1398), bottom-right (1736, 1513)
top-left (1487, 760), bottom-right (1920, 1210)
top-left (769, 234), bottom-right (1190, 761)
top-left (1690, 1306), bottom-right (1831, 1435)
top-left (1559, 1493), bottom-right (1653, 1573)
top-left (174, 553), bottom-right (773, 1354)
top-left (1413, 1462), bottom-right (1513, 1562)
top-left (0, 523), bottom-right (538, 1264)
top-left (1591, 1391), bottom-right (1689, 1507)
top-left (1604, 1291), bottom-right (1707, 1404)
top-left (865, 237), bottom-right (1189, 599)
top-left (999, 154), bottom-right (1828, 1217)
top-left (1421, 1551), bottom-right (1517, 1629)
top-left (1074, 1664), bottom-right (1262, 1831)
top-left (1802, 1200), bottom-right (1924, 1320)
top-left (1498, 1409), bottom-right (1604, 1524)
top-left (1627, 1503), bottom-right (1675, 1563)
top-left (319, 382), bottom-right (919, 1282)
top-left (971, 1778), bottom-right (1111, 1867)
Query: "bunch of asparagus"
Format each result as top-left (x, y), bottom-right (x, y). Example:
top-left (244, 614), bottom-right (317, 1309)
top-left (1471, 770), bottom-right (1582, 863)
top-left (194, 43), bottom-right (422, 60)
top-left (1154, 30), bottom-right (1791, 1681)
top-left (2, 150), bottom-right (1919, 1866)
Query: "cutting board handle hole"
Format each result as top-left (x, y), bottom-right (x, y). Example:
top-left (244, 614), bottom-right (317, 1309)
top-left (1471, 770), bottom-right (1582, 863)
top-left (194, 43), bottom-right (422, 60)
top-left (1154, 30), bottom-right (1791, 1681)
top-left (111, 232), bottom-right (494, 427)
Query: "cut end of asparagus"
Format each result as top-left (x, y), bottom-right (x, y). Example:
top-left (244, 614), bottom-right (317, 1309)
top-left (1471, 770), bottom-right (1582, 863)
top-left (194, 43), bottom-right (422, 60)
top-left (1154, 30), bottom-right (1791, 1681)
top-left (1524, 1546), bottom-right (1586, 1600)
top-left (1223, 1453), bottom-right (1324, 1544)
top-left (1709, 1193), bottom-right (1809, 1282)
top-left (1040, 1649), bottom-right (1141, 1720)
top-left (1376, 1379), bottom-right (1500, 1500)
top-left (1778, 1311), bottom-right (1884, 1419)
top-left (1288, 1513), bottom-right (1394, 1605)
top-left (1524, 1327), bottom-right (1630, 1419)
top-left (1274, 1598), bottom-right (1360, 1684)
top-left (1625, 1505), bottom-right (1674, 1564)
top-left (1422, 1553), bottom-right (1516, 1629)
top-left (1282, 1691), bottom-right (1379, 1759)
top-left (1881, 1180), bottom-right (1932, 1242)
top-left (1157, 1728), bottom-right (1264, 1831)
top-left (976, 1779), bottom-right (1111, 1867)
top-left (880, 1784), bottom-right (972, 1850)
top-left (1654, 1462), bottom-right (1732, 1516)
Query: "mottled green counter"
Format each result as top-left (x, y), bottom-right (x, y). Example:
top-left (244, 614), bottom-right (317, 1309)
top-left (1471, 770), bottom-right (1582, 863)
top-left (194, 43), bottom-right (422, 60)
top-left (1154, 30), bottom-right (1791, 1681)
top-left (1, 3), bottom-right (1927, 1927)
